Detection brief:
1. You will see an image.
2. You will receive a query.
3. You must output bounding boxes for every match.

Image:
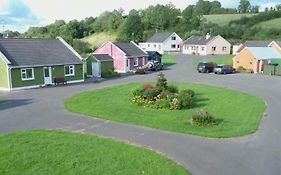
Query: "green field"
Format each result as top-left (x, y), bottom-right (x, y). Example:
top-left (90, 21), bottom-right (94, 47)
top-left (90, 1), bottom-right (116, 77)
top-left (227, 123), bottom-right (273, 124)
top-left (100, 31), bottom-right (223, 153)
top-left (192, 55), bottom-right (234, 65)
top-left (203, 14), bottom-right (257, 26)
top-left (81, 32), bottom-right (117, 50)
top-left (254, 17), bottom-right (281, 30)
top-left (0, 129), bottom-right (189, 175)
top-left (65, 83), bottom-right (265, 138)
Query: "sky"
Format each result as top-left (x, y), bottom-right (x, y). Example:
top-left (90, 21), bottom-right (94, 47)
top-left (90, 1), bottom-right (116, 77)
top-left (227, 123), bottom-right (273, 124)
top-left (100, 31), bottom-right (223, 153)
top-left (0, 0), bottom-right (280, 32)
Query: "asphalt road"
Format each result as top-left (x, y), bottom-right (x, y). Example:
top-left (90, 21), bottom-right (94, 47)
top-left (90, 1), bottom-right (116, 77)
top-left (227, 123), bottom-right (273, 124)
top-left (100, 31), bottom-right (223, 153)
top-left (0, 54), bottom-right (281, 175)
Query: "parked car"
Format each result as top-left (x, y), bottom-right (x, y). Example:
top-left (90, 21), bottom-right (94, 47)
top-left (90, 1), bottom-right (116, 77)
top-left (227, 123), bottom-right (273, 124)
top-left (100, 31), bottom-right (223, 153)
top-left (133, 65), bottom-right (148, 74)
top-left (147, 61), bottom-right (164, 71)
top-left (214, 64), bottom-right (235, 74)
top-left (197, 62), bottom-right (216, 73)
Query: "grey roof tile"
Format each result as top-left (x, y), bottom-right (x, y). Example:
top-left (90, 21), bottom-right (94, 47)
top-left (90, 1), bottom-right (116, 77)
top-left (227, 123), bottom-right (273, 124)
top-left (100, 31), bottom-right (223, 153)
top-left (237, 40), bottom-right (272, 52)
top-left (0, 38), bottom-right (83, 67)
top-left (113, 42), bottom-right (147, 57)
top-left (183, 35), bottom-right (216, 45)
top-left (147, 32), bottom-right (174, 43)
top-left (92, 54), bottom-right (113, 62)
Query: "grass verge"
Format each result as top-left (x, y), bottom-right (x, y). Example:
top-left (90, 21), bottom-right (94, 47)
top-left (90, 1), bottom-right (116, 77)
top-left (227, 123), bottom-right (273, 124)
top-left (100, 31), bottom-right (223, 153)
top-left (0, 129), bottom-right (189, 175)
top-left (192, 55), bottom-right (234, 65)
top-left (65, 83), bottom-right (266, 138)
top-left (162, 54), bottom-right (177, 66)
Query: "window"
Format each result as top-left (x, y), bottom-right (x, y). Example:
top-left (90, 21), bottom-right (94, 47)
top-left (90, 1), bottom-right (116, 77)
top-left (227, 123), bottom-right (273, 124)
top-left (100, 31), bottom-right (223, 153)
top-left (148, 44), bottom-right (150, 48)
top-left (171, 44), bottom-right (176, 49)
top-left (154, 44), bottom-right (156, 48)
top-left (201, 47), bottom-right (205, 51)
top-left (171, 36), bottom-right (176, 40)
top-left (222, 47), bottom-right (227, 52)
top-left (65, 65), bottom-right (75, 76)
top-left (21, 68), bottom-right (34, 81)
top-left (134, 58), bottom-right (138, 66)
top-left (212, 47), bottom-right (217, 51)
top-left (177, 45), bottom-right (180, 48)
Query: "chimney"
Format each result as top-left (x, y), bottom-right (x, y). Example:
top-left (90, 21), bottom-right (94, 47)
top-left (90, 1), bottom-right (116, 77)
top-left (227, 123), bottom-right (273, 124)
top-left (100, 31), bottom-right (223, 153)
top-left (206, 33), bottom-right (211, 40)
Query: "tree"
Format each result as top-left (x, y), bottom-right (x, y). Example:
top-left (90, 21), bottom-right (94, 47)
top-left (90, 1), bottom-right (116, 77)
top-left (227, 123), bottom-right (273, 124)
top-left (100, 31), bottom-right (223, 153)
top-left (117, 9), bottom-right (144, 42)
top-left (238, 0), bottom-right (251, 13)
top-left (250, 6), bottom-right (259, 13)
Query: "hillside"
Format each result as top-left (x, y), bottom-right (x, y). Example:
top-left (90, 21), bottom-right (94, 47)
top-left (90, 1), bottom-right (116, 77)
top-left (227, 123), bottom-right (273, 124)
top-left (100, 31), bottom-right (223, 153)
top-left (81, 32), bottom-right (117, 50)
top-left (254, 17), bottom-right (281, 29)
top-left (203, 13), bottom-right (257, 26)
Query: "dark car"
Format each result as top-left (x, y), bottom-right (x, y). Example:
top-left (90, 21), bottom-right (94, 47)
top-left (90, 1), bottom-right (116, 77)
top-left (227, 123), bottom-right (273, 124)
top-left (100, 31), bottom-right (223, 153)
top-left (147, 61), bottom-right (164, 71)
top-left (197, 62), bottom-right (216, 73)
top-left (214, 64), bottom-right (235, 74)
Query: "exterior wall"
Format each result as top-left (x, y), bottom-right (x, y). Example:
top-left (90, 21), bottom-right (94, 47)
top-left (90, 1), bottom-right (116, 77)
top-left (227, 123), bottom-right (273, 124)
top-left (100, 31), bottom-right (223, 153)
top-left (10, 64), bottom-right (83, 88)
top-left (269, 42), bottom-right (281, 54)
top-left (139, 43), bottom-right (163, 54)
top-left (162, 33), bottom-right (182, 53)
top-left (94, 42), bottom-right (126, 73)
top-left (182, 44), bottom-right (207, 55)
top-left (206, 36), bottom-right (231, 55)
top-left (100, 61), bottom-right (114, 77)
top-left (233, 48), bottom-right (257, 72)
top-left (0, 57), bottom-right (9, 89)
top-left (129, 56), bottom-right (148, 70)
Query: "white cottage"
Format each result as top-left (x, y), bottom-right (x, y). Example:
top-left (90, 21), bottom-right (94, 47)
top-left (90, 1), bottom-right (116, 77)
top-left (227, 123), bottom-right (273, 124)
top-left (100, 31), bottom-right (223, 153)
top-left (182, 34), bottom-right (231, 55)
top-left (139, 32), bottom-right (182, 54)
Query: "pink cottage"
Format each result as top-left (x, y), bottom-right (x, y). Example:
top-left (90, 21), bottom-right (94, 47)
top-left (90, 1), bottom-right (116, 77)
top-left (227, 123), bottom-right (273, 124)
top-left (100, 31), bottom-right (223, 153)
top-left (94, 41), bottom-right (148, 73)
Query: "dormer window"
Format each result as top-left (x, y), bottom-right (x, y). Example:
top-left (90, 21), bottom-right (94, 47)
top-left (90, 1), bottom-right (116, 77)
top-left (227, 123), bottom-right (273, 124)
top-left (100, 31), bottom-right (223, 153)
top-left (171, 36), bottom-right (176, 40)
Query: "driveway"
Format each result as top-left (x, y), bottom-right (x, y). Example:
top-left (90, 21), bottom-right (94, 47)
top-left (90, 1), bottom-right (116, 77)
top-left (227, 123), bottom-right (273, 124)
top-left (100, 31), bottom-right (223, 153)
top-left (0, 54), bottom-right (281, 175)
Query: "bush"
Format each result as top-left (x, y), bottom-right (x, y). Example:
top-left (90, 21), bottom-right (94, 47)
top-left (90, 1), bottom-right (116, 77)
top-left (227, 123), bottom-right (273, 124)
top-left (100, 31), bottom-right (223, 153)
top-left (132, 88), bottom-right (145, 97)
top-left (143, 89), bottom-right (160, 101)
top-left (237, 66), bottom-right (247, 73)
top-left (156, 73), bottom-right (167, 91)
top-left (178, 90), bottom-right (196, 109)
top-left (131, 96), bottom-right (152, 106)
top-left (160, 90), bottom-right (173, 99)
top-left (191, 109), bottom-right (216, 126)
top-left (167, 85), bottom-right (178, 93)
top-left (169, 98), bottom-right (182, 110)
top-left (153, 99), bottom-right (170, 109)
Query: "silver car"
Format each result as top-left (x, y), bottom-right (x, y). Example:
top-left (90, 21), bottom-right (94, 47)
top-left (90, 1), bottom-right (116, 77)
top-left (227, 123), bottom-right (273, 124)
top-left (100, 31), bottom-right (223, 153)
top-left (214, 64), bottom-right (235, 74)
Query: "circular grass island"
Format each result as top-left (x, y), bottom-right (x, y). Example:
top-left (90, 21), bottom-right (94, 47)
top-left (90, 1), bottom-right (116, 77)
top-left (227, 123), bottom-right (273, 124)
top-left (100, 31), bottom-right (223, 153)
top-left (65, 83), bottom-right (266, 138)
top-left (0, 129), bottom-right (189, 175)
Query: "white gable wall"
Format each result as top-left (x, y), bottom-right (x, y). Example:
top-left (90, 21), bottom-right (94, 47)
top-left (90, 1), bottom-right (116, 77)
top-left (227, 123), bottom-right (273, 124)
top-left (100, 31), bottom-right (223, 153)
top-left (139, 42), bottom-right (163, 54)
top-left (206, 36), bottom-right (231, 55)
top-left (162, 33), bottom-right (182, 53)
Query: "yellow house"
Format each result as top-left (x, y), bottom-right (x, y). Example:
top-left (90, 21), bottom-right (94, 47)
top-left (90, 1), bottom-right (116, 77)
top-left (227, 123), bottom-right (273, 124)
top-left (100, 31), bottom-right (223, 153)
top-left (268, 41), bottom-right (281, 54)
top-left (233, 47), bottom-right (281, 73)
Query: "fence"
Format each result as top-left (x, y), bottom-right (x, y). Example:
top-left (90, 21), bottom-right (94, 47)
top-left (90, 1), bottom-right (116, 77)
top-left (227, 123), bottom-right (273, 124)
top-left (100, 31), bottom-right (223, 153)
top-left (263, 65), bottom-right (281, 76)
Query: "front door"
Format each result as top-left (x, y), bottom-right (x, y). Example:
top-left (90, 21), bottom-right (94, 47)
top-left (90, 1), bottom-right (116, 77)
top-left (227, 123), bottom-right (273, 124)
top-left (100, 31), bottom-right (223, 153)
top-left (43, 67), bottom-right (52, 85)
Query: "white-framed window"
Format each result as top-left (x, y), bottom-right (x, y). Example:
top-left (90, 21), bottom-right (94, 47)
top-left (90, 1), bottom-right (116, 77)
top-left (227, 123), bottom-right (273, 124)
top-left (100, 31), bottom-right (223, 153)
top-left (185, 46), bottom-right (189, 50)
top-left (222, 46), bottom-right (227, 52)
top-left (21, 68), bottom-right (34, 81)
top-left (212, 46), bottom-right (217, 51)
top-left (65, 65), bottom-right (75, 76)
top-left (148, 44), bottom-right (150, 48)
top-left (201, 47), bottom-right (205, 51)
top-left (134, 58), bottom-right (138, 66)
top-left (171, 36), bottom-right (176, 40)
top-left (171, 44), bottom-right (176, 49)
top-left (154, 44), bottom-right (156, 48)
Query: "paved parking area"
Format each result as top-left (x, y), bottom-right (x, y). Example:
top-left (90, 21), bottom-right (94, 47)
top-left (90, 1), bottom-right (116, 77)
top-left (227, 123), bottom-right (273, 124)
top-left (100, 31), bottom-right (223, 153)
top-left (1, 54), bottom-right (281, 175)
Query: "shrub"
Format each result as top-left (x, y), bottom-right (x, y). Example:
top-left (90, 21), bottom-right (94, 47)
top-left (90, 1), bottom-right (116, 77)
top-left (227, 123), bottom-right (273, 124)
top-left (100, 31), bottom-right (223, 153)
top-left (144, 84), bottom-right (154, 90)
top-left (156, 73), bottom-right (168, 91)
top-left (160, 90), bottom-right (173, 99)
top-left (132, 88), bottom-right (145, 97)
top-left (153, 99), bottom-right (170, 109)
top-left (143, 89), bottom-right (160, 101)
top-left (237, 66), bottom-right (247, 73)
top-left (169, 98), bottom-right (182, 110)
top-left (191, 109), bottom-right (216, 126)
top-left (131, 96), bottom-right (149, 106)
top-left (178, 90), bottom-right (196, 109)
top-left (167, 85), bottom-right (178, 93)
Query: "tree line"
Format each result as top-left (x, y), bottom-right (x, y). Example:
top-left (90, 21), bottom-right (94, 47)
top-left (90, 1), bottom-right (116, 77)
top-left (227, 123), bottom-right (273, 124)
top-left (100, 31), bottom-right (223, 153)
top-left (1, 0), bottom-right (281, 54)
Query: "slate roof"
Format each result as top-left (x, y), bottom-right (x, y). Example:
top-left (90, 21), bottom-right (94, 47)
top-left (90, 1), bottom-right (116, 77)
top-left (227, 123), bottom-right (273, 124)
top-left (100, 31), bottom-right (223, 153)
top-left (147, 32), bottom-right (174, 43)
top-left (113, 42), bottom-right (147, 57)
top-left (183, 35), bottom-right (216, 45)
top-left (0, 38), bottom-right (83, 67)
top-left (237, 41), bottom-right (272, 52)
top-left (247, 47), bottom-right (281, 60)
top-left (92, 54), bottom-right (113, 62)
top-left (273, 41), bottom-right (281, 48)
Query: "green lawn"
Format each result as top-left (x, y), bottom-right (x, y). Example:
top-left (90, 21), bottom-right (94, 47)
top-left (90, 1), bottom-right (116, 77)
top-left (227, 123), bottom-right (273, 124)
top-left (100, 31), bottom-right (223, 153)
top-left (203, 14), bottom-right (257, 26)
top-left (162, 54), bottom-right (177, 66)
top-left (192, 55), bottom-right (234, 65)
top-left (65, 83), bottom-right (266, 138)
top-left (0, 129), bottom-right (189, 175)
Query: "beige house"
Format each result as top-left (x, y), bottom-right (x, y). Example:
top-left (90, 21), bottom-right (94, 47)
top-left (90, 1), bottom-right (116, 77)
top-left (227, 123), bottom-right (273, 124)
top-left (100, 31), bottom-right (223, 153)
top-left (233, 47), bottom-right (281, 73)
top-left (182, 34), bottom-right (231, 55)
